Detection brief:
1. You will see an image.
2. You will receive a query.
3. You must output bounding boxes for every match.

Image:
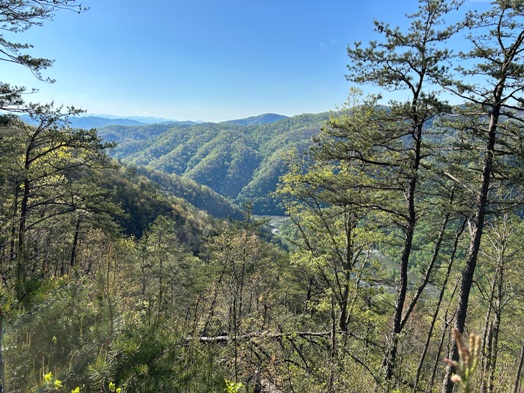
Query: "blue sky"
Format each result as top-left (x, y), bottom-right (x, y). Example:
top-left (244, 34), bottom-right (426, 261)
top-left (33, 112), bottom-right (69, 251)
top-left (4, 0), bottom-right (489, 122)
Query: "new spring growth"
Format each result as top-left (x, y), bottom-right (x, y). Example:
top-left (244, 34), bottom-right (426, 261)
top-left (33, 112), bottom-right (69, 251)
top-left (444, 328), bottom-right (481, 393)
top-left (108, 382), bottom-right (122, 393)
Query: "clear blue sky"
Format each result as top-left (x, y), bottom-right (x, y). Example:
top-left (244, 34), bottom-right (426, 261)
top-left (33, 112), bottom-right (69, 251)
top-left (4, 0), bottom-right (489, 122)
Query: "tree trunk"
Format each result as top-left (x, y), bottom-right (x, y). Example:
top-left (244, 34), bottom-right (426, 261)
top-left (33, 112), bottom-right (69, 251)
top-left (69, 218), bottom-right (81, 270)
top-left (15, 176), bottom-right (30, 299)
top-left (413, 218), bottom-right (465, 392)
top-left (443, 105), bottom-right (500, 393)
top-left (0, 308), bottom-right (5, 393)
top-left (513, 344), bottom-right (524, 393)
top-left (386, 123), bottom-right (422, 382)
top-left (442, 14), bottom-right (524, 393)
top-left (487, 264), bottom-right (503, 393)
top-left (480, 266), bottom-right (498, 393)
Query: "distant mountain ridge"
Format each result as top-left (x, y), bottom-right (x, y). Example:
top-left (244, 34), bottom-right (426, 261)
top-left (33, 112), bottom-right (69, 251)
top-left (17, 112), bottom-right (287, 129)
top-left (88, 114), bottom-right (183, 123)
top-left (17, 114), bottom-right (200, 129)
top-left (18, 114), bottom-right (145, 128)
top-left (222, 113), bottom-right (288, 126)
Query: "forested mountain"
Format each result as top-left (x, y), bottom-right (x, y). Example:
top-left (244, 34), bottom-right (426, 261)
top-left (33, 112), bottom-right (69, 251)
top-left (131, 166), bottom-right (243, 221)
top-left (98, 112), bottom-right (330, 214)
top-left (3, 2), bottom-right (524, 393)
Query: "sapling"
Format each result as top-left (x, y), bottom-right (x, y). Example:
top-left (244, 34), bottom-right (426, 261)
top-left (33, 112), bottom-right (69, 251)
top-left (444, 328), bottom-right (481, 393)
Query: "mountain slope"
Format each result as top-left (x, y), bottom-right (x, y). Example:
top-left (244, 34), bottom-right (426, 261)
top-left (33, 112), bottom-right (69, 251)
top-left (98, 112), bottom-right (332, 214)
top-left (135, 166), bottom-right (243, 220)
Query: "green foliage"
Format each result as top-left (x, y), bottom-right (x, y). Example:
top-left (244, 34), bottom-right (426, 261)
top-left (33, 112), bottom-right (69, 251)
top-left (91, 320), bottom-right (225, 393)
top-left (98, 112), bottom-right (331, 215)
top-left (224, 379), bottom-right (244, 393)
top-left (134, 165), bottom-right (243, 220)
top-left (4, 274), bottom-right (110, 392)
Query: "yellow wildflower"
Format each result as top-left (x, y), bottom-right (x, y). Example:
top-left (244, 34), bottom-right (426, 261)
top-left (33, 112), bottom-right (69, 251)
top-left (44, 372), bottom-right (53, 383)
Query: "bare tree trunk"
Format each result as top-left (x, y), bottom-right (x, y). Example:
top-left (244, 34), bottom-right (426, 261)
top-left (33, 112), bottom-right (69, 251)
top-left (386, 124), bottom-right (422, 382)
top-left (487, 267), bottom-right (503, 393)
top-left (69, 218), bottom-right (81, 270)
top-left (513, 344), bottom-right (524, 393)
top-left (480, 269), bottom-right (497, 393)
top-left (443, 100), bottom-right (501, 393)
top-left (0, 309), bottom-right (5, 393)
top-left (15, 175), bottom-right (30, 299)
top-left (442, 15), bottom-right (524, 393)
top-left (428, 280), bottom-right (458, 393)
top-left (8, 182), bottom-right (18, 265)
top-left (414, 218), bottom-right (465, 392)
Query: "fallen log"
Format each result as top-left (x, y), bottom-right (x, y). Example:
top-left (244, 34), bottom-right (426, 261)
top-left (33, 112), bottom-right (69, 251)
top-left (188, 331), bottom-right (332, 343)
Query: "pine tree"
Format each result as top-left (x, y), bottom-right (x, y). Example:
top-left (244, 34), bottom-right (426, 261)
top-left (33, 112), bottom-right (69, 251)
top-left (440, 2), bottom-right (524, 391)
top-left (0, 0), bottom-right (87, 110)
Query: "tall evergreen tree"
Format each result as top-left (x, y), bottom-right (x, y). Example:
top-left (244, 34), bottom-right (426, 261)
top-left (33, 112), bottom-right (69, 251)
top-left (439, 1), bottom-right (524, 391)
top-left (343, 0), bottom-right (460, 384)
